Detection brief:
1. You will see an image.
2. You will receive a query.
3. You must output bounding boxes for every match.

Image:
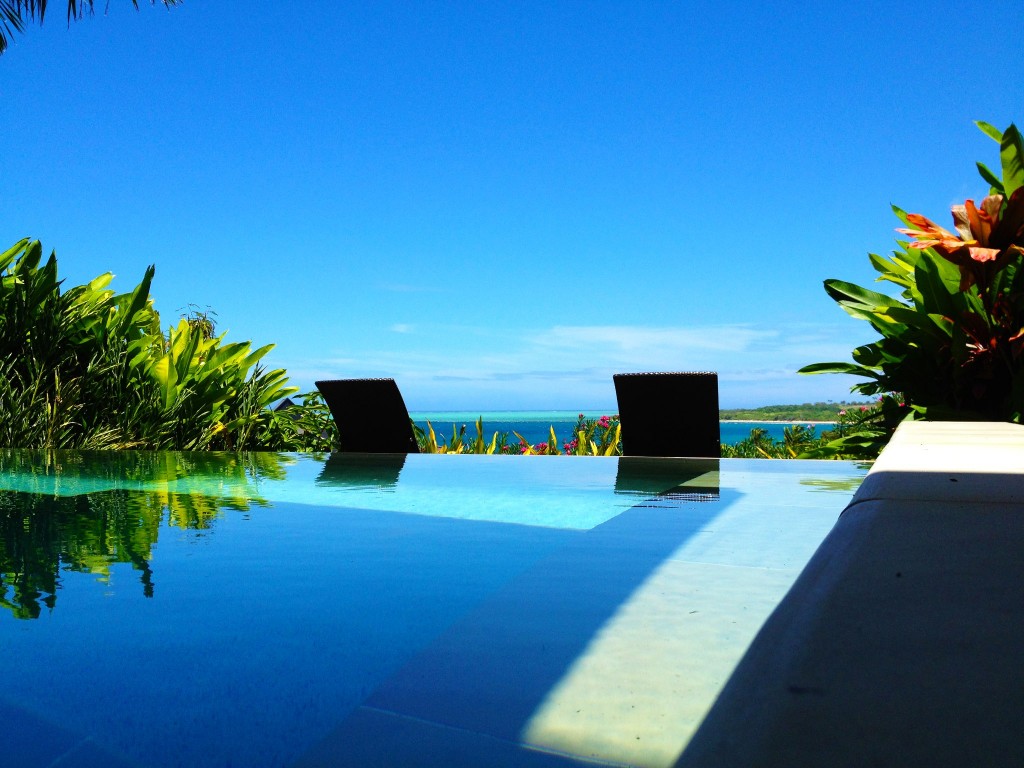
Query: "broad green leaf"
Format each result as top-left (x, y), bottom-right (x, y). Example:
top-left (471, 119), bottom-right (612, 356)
top-left (869, 252), bottom-right (918, 298)
top-left (869, 252), bottom-right (913, 281)
top-left (976, 161), bottom-right (1004, 194)
top-left (891, 205), bottom-right (914, 227)
top-left (16, 240), bottom-right (43, 273)
top-left (883, 306), bottom-right (952, 337)
top-left (914, 253), bottom-right (960, 317)
top-left (798, 362), bottom-right (878, 377)
top-left (975, 120), bottom-right (1003, 143)
top-left (0, 239), bottom-right (30, 274)
top-left (926, 313), bottom-right (954, 334)
top-left (206, 341), bottom-right (250, 371)
top-left (512, 431), bottom-right (533, 454)
top-left (112, 265), bottom-right (155, 338)
top-left (239, 343), bottom-right (274, 371)
top-left (602, 424), bottom-right (621, 455)
top-left (837, 303), bottom-right (908, 336)
top-left (1000, 124), bottom-right (1024, 198)
top-left (150, 355), bottom-right (180, 411)
top-left (824, 279), bottom-right (904, 309)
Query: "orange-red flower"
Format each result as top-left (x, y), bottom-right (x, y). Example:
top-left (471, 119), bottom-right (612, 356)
top-left (897, 194), bottom-right (1023, 291)
top-left (897, 213), bottom-right (965, 253)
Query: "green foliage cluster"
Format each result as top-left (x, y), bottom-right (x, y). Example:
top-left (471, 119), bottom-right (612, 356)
top-left (263, 392), bottom-right (338, 452)
top-left (802, 120), bottom-right (1024, 457)
top-left (412, 412), bottom-right (879, 459)
top-left (721, 406), bottom-right (879, 459)
top-left (0, 239), bottom-right (297, 450)
top-left (719, 402), bottom-right (868, 422)
top-left (413, 413), bottom-right (623, 455)
top-left (721, 425), bottom-right (820, 459)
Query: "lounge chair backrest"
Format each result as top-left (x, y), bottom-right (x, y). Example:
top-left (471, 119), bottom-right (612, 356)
top-left (314, 378), bottom-right (420, 453)
top-left (613, 372), bottom-right (720, 458)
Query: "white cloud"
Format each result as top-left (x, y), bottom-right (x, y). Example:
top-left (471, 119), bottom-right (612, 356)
top-left (277, 321), bottom-right (869, 409)
top-left (531, 325), bottom-right (777, 354)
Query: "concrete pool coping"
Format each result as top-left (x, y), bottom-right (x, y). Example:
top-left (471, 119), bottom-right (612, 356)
top-left (677, 420), bottom-right (1024, 767)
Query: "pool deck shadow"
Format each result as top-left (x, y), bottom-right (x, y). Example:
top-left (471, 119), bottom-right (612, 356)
top-left (676, 421), bottom-right (1024, 768)
top-left (293, 485), bottom-right (744, 768)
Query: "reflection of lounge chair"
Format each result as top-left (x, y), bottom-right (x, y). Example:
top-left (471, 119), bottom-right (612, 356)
top-left (613, 372), bottom-right (720, 458)
top-left (614, 457), bottom-right (720, 501)
top-left (316, 453), bottom-right (408, 488)
top-left (314, 378), bottom-right (420, 453)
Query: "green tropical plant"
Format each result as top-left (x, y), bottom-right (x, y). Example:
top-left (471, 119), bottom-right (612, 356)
top-left (409, 416), bottom-right (622, 456)
top-left (800, 121), bottom-right (1024, 457)
top-left (514, 425), bottom-right (565, 455)
top-left (0, 238), bottom-right (297, 450)
top-left (414, 418), bottom-right (505, 454)
top-left (561, 413), bottom-right (622, 456)
top-left (259, 391), bottom-right (338, 452)
top-left (721, 426), bottom-right (823, 459)
top-left (0, 0), bottom-right (179, 54)
top-left (138, 316), bottom-right (295, 449)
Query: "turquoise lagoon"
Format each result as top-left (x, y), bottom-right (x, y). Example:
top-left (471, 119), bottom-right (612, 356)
top-left (0, 450), bottom-right (866, 767)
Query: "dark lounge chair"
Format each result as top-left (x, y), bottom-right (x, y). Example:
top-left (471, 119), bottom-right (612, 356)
top-left (314, 378), bottom-right (420, 453)
top-left (613, 372), bottom-right (720, 458)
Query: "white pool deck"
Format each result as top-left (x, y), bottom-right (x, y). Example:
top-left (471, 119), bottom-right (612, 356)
top-left (678, 420), bottom-right (1024, 767)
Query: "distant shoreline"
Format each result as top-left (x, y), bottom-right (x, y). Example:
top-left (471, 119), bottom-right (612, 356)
top-left (721, 419), bottom-right (836, 425)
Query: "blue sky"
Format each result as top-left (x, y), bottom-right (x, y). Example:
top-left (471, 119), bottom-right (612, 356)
top-left (2, 1), bottom-right (1022, 410)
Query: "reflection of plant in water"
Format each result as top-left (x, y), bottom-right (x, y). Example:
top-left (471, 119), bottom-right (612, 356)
top-left (0, 490), bottom-right (159, 619)
top-left (799, 469), bottom-right (871, 494)
top-left (0, 449), bottom-right (301, 619)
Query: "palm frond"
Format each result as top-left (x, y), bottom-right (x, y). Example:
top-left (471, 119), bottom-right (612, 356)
top-left (0, 0), bottom-right (179, 54)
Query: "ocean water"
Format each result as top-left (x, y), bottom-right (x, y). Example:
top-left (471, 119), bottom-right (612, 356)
top-left (411, 412), bottom-right (832, 448)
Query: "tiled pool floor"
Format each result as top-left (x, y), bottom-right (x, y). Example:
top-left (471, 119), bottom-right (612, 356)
top-left (0, 453), bottom-right (865, 767)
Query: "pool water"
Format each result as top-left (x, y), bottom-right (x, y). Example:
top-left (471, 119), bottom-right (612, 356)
top-left (0, 451), bottom-right (866, 768)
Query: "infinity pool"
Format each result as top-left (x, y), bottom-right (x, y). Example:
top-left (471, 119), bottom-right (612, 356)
top-left (0, 451), bottom-right (866, 768)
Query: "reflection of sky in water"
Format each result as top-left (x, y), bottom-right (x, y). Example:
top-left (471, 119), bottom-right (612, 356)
top-left (0, 451), bottom-right (867, 768)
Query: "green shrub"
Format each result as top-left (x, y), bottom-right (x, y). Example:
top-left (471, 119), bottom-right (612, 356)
top-left (0, 239), bottom-right (296, 450)
top-left (800, 121), bottom-right (1024, 457)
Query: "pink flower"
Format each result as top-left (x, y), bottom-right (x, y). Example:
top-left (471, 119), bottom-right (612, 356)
top-left (839, 409), bottom-right (847, 416)
top-left (860, 406), bottom-right (868, 412)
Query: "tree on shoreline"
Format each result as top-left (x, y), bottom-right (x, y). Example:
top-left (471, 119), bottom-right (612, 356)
top-left (0, 0), bottom-right (179, 54)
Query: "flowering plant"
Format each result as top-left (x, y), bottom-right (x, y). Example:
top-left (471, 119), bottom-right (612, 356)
top-left (801, 121), bottom-right (1024, 456)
